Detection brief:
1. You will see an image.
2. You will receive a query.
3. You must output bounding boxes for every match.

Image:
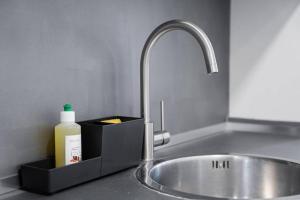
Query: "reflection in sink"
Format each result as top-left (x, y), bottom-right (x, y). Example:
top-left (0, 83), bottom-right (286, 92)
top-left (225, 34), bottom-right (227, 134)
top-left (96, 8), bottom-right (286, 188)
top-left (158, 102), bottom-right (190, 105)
top-left (136, 155), bottom-right (300, 199)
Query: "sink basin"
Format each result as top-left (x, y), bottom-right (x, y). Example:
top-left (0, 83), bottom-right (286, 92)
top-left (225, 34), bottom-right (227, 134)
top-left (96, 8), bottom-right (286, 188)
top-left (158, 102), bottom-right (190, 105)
top-left (136, 155), bottom-right (300, 199)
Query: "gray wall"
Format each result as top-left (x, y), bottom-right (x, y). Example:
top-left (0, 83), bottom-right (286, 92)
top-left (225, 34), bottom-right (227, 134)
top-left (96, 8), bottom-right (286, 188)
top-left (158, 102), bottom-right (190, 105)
top-left (0, 0), bottom-right (229, 178)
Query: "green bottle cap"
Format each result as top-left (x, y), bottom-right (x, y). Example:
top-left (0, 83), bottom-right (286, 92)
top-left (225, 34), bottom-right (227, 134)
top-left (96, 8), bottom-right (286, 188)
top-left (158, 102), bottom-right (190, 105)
top-left (63, 104), bottom-right (73, 111)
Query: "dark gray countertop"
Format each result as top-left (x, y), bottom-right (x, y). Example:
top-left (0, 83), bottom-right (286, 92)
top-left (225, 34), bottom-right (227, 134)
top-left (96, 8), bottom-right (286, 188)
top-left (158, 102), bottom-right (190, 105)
top-left (3, 120), bottom-right (300, 200)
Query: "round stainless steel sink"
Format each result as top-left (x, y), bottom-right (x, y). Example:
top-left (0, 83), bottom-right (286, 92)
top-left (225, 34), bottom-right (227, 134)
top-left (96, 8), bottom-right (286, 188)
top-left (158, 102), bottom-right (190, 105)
top-left (136, 155), bottom-right (300, 199)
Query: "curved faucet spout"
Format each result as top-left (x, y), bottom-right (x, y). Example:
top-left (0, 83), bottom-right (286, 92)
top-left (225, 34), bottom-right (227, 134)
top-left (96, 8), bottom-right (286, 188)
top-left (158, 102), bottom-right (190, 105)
top-left (140, 20), bottom-right (219, 161)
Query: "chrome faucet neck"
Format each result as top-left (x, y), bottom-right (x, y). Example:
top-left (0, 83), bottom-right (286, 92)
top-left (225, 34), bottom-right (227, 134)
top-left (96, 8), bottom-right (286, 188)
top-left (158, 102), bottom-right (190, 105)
top-left (140, 20), bottom-right (219, 161)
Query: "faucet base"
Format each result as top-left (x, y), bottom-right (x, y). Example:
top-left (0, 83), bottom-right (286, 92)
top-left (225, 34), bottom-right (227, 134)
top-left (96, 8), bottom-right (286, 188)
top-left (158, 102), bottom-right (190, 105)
top-left (144, 122), bottom-right (154, 161)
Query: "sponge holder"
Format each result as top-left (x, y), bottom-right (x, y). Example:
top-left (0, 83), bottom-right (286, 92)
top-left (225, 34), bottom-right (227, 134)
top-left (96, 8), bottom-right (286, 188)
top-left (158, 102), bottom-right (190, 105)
top-left (79, 116), bottom-right (144, 176)
top-left (19, 116), bottom-right (144, 194)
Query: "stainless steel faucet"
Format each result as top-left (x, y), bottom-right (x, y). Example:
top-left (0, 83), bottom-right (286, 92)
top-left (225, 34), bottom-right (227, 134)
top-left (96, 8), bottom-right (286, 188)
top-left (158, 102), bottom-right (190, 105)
top-left (140, 20), bottom-right (219, 161)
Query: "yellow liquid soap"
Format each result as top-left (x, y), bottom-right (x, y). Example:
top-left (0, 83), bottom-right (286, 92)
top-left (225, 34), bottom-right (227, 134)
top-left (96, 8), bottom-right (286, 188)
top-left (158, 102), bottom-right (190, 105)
top-left (55, 104), bottom-right (81, 168)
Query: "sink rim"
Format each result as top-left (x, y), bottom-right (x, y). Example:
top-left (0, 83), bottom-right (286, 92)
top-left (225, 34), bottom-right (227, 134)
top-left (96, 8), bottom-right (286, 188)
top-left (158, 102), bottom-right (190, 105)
top-left (136, 154), bottom-right (300, 200)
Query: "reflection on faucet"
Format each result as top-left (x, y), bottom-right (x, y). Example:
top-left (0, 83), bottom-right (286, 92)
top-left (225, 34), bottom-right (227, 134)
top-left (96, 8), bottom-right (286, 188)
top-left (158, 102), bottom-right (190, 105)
top-left (140, 20), bottom-right (219, 161)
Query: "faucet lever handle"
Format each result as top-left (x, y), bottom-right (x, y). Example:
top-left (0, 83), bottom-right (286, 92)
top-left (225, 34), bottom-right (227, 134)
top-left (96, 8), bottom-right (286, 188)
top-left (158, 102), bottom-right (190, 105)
top-left (154, 100), bottom-right (170, 147)
top-left (160, 100), bottom-right (165, 131)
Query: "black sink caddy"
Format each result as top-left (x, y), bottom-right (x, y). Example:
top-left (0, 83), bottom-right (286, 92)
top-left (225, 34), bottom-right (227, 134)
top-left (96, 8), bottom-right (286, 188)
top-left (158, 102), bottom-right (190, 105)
top-left (19, 116), bottom-right (144, 194)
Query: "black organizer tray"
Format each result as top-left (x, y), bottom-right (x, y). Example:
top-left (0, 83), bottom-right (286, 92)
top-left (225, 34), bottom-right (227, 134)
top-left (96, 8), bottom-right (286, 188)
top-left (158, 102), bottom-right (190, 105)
top-left (19, 116), bottom-right (144, 195)
top-left (19, 157), bottom-right (101, 194)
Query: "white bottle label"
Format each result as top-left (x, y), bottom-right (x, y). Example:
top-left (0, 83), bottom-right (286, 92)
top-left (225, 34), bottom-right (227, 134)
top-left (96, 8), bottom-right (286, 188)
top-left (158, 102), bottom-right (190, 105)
top-left (65, 135), bottom-right (81, 165)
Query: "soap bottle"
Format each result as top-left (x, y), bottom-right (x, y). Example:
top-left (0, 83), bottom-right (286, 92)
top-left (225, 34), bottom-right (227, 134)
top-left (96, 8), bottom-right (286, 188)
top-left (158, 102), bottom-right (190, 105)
top-left (55, 104), bottom-right (81, 167)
